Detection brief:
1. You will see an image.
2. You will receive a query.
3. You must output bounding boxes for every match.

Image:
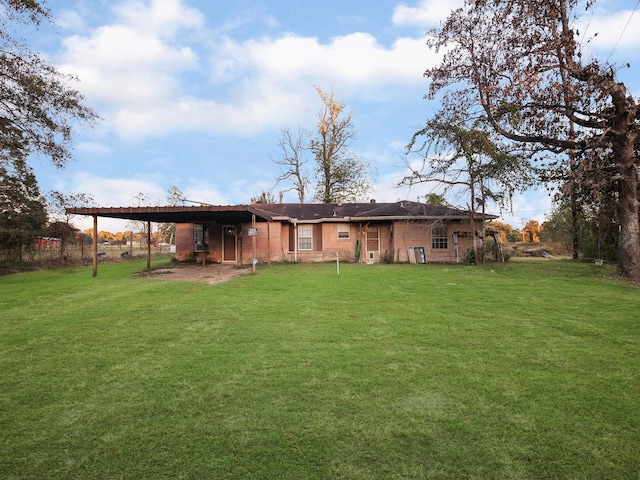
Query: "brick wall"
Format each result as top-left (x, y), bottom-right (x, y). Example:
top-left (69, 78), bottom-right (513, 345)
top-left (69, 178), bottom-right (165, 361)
top-left (176, 219), bottom-right (479, 264)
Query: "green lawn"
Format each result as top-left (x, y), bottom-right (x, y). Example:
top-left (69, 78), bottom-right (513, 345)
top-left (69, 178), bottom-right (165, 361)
top-left (1, 258), bottom-right (638, 479)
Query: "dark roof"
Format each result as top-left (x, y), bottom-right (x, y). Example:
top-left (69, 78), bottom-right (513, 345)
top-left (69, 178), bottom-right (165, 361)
top-left (251, 201), bottom-right (495, 222)
top-left (67, 201), bottom-right (496, 224)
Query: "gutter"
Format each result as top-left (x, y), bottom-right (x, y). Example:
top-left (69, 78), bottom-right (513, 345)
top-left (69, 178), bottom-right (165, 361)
top-left (266, 214), bottom-right (498, 223)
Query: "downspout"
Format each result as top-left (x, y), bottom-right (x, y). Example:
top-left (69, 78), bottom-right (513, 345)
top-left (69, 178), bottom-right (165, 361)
top-left (267, 221), bottom-right (271, 267)
top-left (389, 222), bottom-right (394, 262)
top-left (294, 222), bottom-right (298, 263)
top-left (453, 232), bottom-right (459, 263)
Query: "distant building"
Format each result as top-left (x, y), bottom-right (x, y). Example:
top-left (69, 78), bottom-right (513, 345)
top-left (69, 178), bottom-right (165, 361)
top-left (34, 237), bottom-right (61, 249)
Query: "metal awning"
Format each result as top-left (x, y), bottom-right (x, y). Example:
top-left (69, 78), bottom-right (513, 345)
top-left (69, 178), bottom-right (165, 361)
top-left (66, 205), bottom-right (268, 224)
top-left (66, 205), bottom-right (271, 277)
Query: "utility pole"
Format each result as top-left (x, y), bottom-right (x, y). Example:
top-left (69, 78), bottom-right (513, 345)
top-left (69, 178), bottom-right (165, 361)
top-left (519, 218), bottom-right (527, 242)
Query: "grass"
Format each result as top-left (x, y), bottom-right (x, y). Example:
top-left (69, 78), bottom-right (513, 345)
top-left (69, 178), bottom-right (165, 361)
top-left (0, 257), bottom-right (638, 479)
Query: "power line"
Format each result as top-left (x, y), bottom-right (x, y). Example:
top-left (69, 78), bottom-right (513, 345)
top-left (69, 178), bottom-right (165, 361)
top-left (508, 208), bottom-right (553, 214)
top-left (607, 0), bottom-right (640, 61)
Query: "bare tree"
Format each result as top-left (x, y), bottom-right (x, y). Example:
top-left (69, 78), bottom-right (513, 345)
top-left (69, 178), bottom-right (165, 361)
top-left (310, 86), bottom-right (374, 203)
top-left (127, 193), bottom-right (150, 253)
top-left (424, 0), bottom-right (639, 280)
top-left (271, 127), bottom-right (310, 203)
top-left (158, 186), bottom-right (185, 245)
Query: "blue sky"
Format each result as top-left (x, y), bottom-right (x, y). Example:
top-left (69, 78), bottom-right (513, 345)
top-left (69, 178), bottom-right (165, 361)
top-left (26, 0), bottom-right (640, 233)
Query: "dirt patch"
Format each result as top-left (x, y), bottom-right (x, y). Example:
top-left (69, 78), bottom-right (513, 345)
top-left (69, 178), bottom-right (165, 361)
top-left (134, 263), bottom-right (252, 284)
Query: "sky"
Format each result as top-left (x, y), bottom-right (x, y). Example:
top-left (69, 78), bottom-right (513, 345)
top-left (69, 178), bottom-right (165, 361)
top-left (22, 0), bottom-right (640, 233)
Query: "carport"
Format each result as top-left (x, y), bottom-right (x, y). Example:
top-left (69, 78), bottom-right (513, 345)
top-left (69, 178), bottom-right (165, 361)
top-left (67, 205), bottom-right (271, 276)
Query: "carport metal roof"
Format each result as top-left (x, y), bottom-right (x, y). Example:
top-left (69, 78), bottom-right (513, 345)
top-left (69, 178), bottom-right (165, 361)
top-left (66, 205), bottom-right (273, 277)
top-left (67, 205), bottom-right (269, 224)
top-left (67, 201), bottom-right (493, 225)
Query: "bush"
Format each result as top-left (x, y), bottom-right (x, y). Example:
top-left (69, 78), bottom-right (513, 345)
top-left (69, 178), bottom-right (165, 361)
top-left (463, 241), bottom-right (510, 264)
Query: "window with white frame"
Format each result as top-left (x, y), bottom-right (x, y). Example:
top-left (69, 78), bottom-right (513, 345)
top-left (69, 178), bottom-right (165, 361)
top-left (298, 224), bottom-right (313, 250)
top-left (337, 225), bottom-right (350, 240)
top-left (431, 225), bottom-right (448, 249)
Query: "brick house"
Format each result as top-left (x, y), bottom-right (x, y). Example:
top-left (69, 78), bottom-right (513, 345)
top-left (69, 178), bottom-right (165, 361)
top-left (68, 200), bottom-right (497, 267)
top-left (175, 200), bottom-right (497, 264)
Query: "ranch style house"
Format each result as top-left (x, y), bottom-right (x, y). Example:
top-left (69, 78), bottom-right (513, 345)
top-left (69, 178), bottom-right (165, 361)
top-left (69, 200), bottom-right (498, 268)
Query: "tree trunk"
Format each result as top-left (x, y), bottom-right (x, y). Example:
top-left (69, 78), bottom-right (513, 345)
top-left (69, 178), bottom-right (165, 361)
top-left (616, 153), bottom-right (640, 281)
top-left (571, 186), bottom-right (579, 259)
top-left (610, 83), bottom-right (640, 281)
top-left (470, 182), bottom-right (479, 265)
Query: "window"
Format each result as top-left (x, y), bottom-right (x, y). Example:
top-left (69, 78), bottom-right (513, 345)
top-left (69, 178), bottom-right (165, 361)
top-left (194, 224), bottom-right (208, 252)
top-left (431, 225), bottom-right (448, 249)
top-left (298, 224), bottom-right (313, 250)
top-left (337, 225), bottom-right (350, 240)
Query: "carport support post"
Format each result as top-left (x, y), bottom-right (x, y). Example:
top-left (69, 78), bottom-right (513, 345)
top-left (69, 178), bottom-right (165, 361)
top-left (92, 215), bottom-right (98, 277)
top-left (146, 221), bottom-right (151, 270)
top-left (252, 214), bottom-right (257, 273)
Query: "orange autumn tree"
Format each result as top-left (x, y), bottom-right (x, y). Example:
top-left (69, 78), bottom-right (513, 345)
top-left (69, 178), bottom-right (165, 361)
top-left (523, 220), bottom-right (541, 243)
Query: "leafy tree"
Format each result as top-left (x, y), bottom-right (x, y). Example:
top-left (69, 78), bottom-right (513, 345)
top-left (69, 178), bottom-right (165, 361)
top-left (1, 1), bottom-right (97, 260)
top-left (403, 122), bottom-right (533, 264)
top-left (487, 220), bottom-right (522, 243)
top-left (271, 127), bottom-right (310, 203)
top-left (310, 86), bottom-right (374, 203)
top-left (555, 147), bottom-right (620, 259)
top-left (45, 191), bottom-right (94, 260)
top-left (423, 193), bottom-right (447, 206)
top-left (41, 221), bottom-right (79, 258)
top-left (542, 197), bottom-right (618, 261)
top-left (250, 190), bottom-right (277, 204)
top-left (0, 153), bottom-right (47, 259)
top-left (112, 231), bottom-right (126, 246)
top-left (523, 220), bottom-right (541, 243)
top-left (0, 0), bottom-right (98, 169)
top-left (423, 0), bottom-right (639, 280)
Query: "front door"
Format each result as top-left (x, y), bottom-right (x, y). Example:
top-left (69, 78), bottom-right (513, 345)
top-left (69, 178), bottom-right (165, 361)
top-left (222, 225), bottom-right (237, 262)
top-left (365, 225), bottom-right (380, 262)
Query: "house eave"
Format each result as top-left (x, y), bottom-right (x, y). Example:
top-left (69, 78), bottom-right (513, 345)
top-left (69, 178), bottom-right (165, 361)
top-left (273, 214), bottom-right (498, 224)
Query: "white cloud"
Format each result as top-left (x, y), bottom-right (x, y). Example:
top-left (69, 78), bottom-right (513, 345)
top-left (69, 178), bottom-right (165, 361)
top-left (55, 0), bottom-right (435, 141)
top-left (219, 32), bottom-right (429, 89)
top-left (56, 9), bottom-right (87, 32)
top-left (61, 25), bottom-right (198, 104)
top-left (392, 0), bottom-right (463, 28)
top-left (576, 6), bottom-right (640, 53)
top-left (57, 172), bottom-right (165, 232)
top-left (182, 180), bottom-right (232, 205)
top-left (63, 172), bottom-right (164, 207)
top-left (75, 141), bottom-right (112, 156)
top-left (112, 0), bottom-right (205, 38)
